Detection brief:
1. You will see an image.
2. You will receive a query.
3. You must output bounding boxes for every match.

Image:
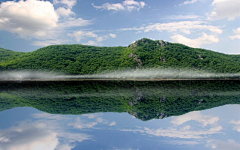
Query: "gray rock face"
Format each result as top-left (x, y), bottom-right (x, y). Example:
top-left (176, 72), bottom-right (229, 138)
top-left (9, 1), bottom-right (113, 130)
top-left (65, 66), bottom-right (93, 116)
top-left (127, 38), bottom-right (169, 48)
top-left (128, 53), bottom-right (143, 66)
top-left (158, 40), bottom-right (168, 47)
top-left (198, 99), bottom-right (204, 104)
top-left (159, 96), bottom-right (166, 102)
top-left (128, 89), bottom-right (144, 106)
top-left (198, 55), bottom-right (204, 60)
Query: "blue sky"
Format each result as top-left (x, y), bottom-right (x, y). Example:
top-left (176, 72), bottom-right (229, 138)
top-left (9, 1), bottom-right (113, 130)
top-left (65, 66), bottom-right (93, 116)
top-left (0, 0), bottom-right (239, 54)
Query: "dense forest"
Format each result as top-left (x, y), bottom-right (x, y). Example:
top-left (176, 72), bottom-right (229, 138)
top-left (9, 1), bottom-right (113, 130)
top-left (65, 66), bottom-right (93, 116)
top-left (0, 81), bottom-right (239, 120)
top-left (0, 38), bottom-right (239, 75)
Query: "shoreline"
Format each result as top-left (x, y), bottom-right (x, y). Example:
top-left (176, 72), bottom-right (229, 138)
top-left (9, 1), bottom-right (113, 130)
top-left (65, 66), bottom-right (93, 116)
top-left (0, 78), bottom-right (239, 82)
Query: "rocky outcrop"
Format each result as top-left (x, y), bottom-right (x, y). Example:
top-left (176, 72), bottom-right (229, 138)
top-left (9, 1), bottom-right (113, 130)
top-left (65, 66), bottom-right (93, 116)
top-left (159, 56), bottom-right (166, 63)
top-left (157, 40), bottom-right (168, 47)
top-left (159, 96), bottom-right (166, 102)
top-left (128, 89), bottom-right (144, 106)
top-left (198, 55), bottom-right (204, 60)
top-left (127, 38), bottom-right (169, 48)
top-left (128, 53), bottom-right (143, 66)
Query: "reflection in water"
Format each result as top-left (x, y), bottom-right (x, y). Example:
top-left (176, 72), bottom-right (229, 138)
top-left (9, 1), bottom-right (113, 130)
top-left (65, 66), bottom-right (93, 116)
top-left (0, 81), bottom-right (239, 149)
top-left (0, 81), bottom-right (239, 120)
top-left (0, 105), bottom-right (239, 150)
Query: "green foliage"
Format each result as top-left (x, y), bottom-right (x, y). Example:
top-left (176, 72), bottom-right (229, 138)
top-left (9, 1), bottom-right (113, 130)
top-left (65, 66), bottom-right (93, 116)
top-left (0, 38), bottom-right (239, 74)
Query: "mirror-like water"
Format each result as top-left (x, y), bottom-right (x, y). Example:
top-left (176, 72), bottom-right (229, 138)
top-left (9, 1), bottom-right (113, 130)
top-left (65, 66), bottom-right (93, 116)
top-left (0, 81), bottom-right (239, 150)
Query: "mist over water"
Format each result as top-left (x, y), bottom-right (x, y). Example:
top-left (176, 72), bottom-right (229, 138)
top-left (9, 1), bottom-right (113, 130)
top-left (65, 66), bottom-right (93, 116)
top-left (0, 69), bottom-right (240, 80)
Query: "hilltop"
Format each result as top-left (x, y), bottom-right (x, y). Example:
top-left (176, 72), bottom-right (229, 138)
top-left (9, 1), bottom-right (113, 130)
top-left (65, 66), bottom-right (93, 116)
top-left (0, 38), bottom-right (239, 74)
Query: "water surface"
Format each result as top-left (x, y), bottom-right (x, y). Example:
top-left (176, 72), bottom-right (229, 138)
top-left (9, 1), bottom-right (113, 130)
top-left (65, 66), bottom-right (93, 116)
top-left (0, 81), bottom-right (239, 150)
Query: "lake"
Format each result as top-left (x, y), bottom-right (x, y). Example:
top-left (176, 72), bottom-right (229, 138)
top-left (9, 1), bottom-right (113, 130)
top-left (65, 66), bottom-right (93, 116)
top-left (0, 80), bottom-right (239, 150)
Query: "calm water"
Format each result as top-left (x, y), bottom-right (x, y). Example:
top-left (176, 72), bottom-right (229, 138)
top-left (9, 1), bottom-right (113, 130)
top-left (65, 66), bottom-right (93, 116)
top-left (0, 81), bottom-right (240, 150)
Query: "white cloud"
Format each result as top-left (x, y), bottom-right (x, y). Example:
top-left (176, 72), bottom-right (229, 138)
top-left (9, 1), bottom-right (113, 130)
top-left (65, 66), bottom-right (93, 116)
top-left (166, 140), bottom-right (200, 145)
top-left (82, 40), bottom-right (98, 45)
top-left (171, 111), bottom-right (219, 127)
top-left (56, 7), bottom-right (75, 17)
top-left (167, 15), bottom-right (200, 20)
top-left (69, 30), bottom-right (117, 45)
top-left (180, 0), bottom-right (201, 5)
top-left (53, 0), bottom-right (77, 9)
top-left (31, 39), bottom-right (68, 46)
top-left (110, 122), bottom-right (117, 126)
top-left (0, 0), bottom-right (58, 37)
top-left (0, 0), bottom-right (92, 46)
top-left (229, 27), bottom-right (240, 40)
top-left (92, 0), bottom-right (146, 11)
top-left (171, 33), bottom-right (219, 48)
top-left (0, 122), bottom-right (92, 150)
top-left (207, 139), bottom-right (240, 150)
top-left (109, 33), bottom-right (117, 38)
top-left (0, 123), bottom-right (59, 150)
top-left (32, 113), bottom-right (66, 120)
top-left (58, 17), bottom-right (92, 28)
top-left (68, 30), bottom-right (98, 42)
top-left (121, 125), bottom-right (222, 139)
top-left (208, 0), bottom-right (240, 20)
top-left (68, 117), bottom-right (99, 129)
top-left (82, 114), bottom-right (100, 119)
top-left (121, 21), bottom-right (222, 35)
top-left (229, 119), bottom-right (240, 132)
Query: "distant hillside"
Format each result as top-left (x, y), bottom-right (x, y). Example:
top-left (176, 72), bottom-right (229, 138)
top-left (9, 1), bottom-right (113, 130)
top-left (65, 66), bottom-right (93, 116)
top-left (0, 38), bottom-right (239, 74)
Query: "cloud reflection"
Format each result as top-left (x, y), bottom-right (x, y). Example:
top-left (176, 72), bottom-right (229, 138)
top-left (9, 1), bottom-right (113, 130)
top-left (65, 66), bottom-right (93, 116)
top-left (0, 113), bottom-right (92, 150)
top-left (171, 111), bottom-right (219, 127)
top-left (229, 120), bottom-right (240, 132)
top-left (0, 123), bottom-right (59, 150)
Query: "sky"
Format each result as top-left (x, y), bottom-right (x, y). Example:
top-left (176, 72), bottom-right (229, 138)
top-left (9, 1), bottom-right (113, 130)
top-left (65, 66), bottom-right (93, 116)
top-left (0, 105), bottom-right (240, 150)
top-left (0, 0), bottom-right (239, 54)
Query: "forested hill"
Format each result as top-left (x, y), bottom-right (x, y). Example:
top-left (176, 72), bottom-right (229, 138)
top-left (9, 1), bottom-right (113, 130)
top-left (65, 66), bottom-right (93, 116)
top-left (0, 38), bottom-right (239, 74)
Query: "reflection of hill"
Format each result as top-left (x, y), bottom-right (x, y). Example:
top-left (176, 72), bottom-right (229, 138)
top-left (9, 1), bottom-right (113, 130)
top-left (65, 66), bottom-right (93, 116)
top-left (0, 81), bottom-right (239, 120)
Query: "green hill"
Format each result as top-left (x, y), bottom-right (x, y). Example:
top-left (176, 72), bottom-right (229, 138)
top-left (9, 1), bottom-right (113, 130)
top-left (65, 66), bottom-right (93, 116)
top-left (0, 38), bottom-right (239, 74)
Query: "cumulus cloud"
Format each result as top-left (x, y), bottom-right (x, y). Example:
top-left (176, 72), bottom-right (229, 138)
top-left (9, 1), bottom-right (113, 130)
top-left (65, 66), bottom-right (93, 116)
top-left (208, 0), bottom-right (240, 20)
top-left (92, 0), bottom-right (146, 11)
top-left (171, 32), bottom-right (219, 48)
top-left (229, 27), bottom-right (240, 40)
top-left (0, 0), bottom-right (58, 37)
top-left (0, 0), bottom-right (93, 46)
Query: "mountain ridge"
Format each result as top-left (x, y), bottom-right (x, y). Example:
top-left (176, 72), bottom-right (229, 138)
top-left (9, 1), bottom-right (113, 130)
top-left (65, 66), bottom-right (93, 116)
top-left (0, 38), bottom-right (239, 74)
